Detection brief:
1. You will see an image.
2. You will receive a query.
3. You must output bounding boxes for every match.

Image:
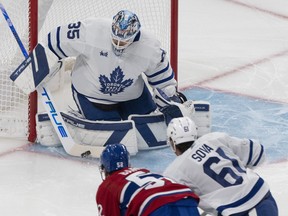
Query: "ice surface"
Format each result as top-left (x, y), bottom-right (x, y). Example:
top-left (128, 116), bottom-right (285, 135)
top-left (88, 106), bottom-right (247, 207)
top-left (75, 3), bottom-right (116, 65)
top-left (1, 0), bottom-right (288, 215)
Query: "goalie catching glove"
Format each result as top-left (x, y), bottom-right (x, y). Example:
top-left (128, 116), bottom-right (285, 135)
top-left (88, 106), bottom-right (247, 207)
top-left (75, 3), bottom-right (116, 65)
top-left (153, 87), bottom-right (212, 136)
top-left (154, 86), bottom-right (187, 108)
top-left (153, 87), bottom-right (194, 125)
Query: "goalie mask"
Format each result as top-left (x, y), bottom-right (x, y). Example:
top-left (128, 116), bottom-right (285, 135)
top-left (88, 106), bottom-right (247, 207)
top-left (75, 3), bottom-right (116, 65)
top-left (100, 143), bottom-right (130, 179)
top-left (167, 117), bottom-right (197, 152)
top-left (111, 10), bottom-right (141, 55)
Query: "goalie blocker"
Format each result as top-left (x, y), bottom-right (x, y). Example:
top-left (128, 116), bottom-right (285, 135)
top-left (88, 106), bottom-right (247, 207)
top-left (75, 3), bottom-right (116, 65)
top-left (10, 43), bottom-right (61, 94)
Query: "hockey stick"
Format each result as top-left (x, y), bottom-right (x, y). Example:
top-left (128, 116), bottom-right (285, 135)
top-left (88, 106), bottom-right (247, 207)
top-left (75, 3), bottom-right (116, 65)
top-left (0, 3), bottom-right (101, 157)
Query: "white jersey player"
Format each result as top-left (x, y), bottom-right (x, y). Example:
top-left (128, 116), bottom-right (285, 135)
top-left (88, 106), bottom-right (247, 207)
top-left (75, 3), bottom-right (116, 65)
top-left (42, 10), bottom-right (181, 121)
top-left (163, 117), bottom-right (278, 216)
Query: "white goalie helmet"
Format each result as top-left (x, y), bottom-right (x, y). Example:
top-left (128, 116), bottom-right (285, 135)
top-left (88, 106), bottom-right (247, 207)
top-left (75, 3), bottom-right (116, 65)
top-left (111, 10), bottom-right (141, 55)
top-left (167, 117), bottom-right (197, 150)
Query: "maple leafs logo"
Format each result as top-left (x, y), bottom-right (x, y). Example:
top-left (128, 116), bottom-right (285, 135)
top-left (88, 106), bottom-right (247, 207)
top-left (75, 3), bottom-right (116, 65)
top-left (99, 66), bottom-right (133, 96)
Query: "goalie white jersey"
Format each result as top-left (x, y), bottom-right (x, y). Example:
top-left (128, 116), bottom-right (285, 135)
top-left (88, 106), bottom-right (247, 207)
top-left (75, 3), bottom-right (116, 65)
top-left (163, 132), bottom-right (269, 216)
top-left (43, 18), bottom-right (176, 104)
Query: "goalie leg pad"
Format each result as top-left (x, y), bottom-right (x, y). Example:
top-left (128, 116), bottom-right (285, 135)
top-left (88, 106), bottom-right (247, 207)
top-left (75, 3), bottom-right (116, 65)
top-left (36, 112), bottom-right (138, 156)
top-left (192, 101), bottom-right (211, 137)
top-left (128, 112), bottom-right (168, 150)
top-left (62, 112), bottom-right (138, 155)
top-left (36, 113), bottom-right (61, 147)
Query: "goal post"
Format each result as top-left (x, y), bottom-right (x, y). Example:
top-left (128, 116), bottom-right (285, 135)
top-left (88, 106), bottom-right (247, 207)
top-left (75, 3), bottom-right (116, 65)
top-left (28, 0), bottom-right (38, 142)
top-left (0, 0), bottom-right (178, 142)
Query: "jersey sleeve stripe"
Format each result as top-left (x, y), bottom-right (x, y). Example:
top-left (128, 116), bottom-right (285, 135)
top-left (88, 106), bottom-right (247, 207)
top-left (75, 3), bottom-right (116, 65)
top-left (148, 70), bottom-right (174, 86)
top-left (252, 144), bottom-right (264, 166)
top-left (247, 139), bottom-right (253, 166)
top-left (216, 177), bottom-right (264, 214)
top-left (47, 33), bottom-right (61, 59)
top-left (146, 63), bottom-right (169, 78)
top-left (120, 182), bottom-right (139, 209)
top-left (56, 27), bottom-right (68, 58)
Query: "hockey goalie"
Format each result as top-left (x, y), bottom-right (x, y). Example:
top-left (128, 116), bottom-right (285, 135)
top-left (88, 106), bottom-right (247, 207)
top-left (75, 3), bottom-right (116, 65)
top-left (11, 10), bottom-right (211, 158)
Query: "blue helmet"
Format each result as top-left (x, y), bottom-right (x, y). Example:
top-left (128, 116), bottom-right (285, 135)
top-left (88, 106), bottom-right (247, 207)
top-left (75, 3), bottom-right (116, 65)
top-left (111, 10), bottom-right (141, 54)
top-left (100, 143), bottom-right (130, 173)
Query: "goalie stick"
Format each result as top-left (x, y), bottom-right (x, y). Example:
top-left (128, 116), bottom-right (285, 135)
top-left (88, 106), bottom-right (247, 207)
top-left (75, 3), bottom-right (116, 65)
top-left (0, 3), bottom-right (102, 157)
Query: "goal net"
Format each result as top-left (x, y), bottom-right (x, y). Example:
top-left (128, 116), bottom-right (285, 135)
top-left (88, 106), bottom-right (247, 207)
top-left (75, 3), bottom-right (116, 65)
top-left (0, 1), bottom-right (30, 139)
top-left (0, 0), bottom-right (178, 142)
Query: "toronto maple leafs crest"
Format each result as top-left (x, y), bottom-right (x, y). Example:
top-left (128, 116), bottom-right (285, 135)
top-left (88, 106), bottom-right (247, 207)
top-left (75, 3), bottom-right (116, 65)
top-left (99, 66), bottom-right (133, 96)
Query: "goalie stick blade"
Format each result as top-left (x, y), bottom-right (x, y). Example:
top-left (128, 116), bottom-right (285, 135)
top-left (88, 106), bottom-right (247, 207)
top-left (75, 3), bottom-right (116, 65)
top-left (39, 85), bottom-right (105, 158)
top-left (39, 85), bottom-right (77, 152)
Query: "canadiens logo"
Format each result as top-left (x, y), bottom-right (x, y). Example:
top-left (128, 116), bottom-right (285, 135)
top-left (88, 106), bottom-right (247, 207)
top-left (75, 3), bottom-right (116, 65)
top-left (99, 66), bottom-right (133, 96)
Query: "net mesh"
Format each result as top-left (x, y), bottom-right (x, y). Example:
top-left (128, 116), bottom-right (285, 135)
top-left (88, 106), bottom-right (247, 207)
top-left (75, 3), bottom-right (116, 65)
top-left (0, 1), bottom-right (30, 138)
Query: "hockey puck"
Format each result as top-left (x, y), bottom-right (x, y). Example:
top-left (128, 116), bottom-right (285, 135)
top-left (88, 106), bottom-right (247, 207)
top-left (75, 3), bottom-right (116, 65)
top-left (81, 150), bottom-right (91, 158)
